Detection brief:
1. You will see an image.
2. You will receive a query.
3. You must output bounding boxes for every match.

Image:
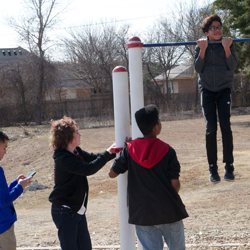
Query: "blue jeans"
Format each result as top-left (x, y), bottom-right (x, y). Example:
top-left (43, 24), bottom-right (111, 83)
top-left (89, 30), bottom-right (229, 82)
top-left (135, 220), bottom-right (185, 250)
top-left (51, 204), bottom-right (92, 250)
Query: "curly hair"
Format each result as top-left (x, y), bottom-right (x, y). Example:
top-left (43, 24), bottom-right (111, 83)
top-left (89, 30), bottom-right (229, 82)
top-left (0, 131), bottom-right (9, 145)
top-left (50, 116), bottom-right (79, 150)
top-left (201, 14), bottom-right (222, 33)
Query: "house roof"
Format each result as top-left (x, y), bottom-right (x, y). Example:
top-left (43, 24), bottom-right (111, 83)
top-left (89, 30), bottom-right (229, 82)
top-left (154, 64), bottom-right (194, 81)
top-left (0, 46), bottom-right (29, 65)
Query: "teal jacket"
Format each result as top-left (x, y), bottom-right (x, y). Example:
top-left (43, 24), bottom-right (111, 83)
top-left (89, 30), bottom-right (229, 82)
top-left (0, 167), bottom-right (23, 234)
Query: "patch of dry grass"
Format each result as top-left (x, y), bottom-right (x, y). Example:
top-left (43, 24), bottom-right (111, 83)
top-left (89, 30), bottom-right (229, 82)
top-left (0, 110), bottom-right (249, 249)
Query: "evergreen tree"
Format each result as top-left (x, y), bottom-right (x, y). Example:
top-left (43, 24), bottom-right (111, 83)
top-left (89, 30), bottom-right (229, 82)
top-left (213, 0), bottom-right (250, 70)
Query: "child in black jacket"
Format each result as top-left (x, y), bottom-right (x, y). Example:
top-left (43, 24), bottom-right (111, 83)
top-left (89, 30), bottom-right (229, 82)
top-left (109, 105), bottom-right (188, 250)
top-left (194, 14), bottom-right (237, 183)
top-left (49, 116), bottom-right (116, 250)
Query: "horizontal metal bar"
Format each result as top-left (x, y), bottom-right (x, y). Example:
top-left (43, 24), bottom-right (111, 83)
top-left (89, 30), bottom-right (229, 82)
top-left (143, 38), bottom-right (250, 47)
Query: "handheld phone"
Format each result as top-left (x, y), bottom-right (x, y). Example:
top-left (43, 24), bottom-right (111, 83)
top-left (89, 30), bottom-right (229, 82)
top-left (25, 171), bottom-right (36, 179)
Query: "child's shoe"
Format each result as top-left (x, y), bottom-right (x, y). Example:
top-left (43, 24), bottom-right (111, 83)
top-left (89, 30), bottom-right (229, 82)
top-left (224, 163), bottom-right (235, 181)
top-left (209, 164), bottom-right (221, 183)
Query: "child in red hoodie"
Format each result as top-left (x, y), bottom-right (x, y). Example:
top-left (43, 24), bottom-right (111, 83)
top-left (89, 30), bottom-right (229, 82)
top-left (109, 104), bottom-right (188, 250)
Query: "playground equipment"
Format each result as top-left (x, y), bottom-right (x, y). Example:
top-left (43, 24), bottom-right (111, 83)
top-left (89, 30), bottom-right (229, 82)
top-left (112, 66), bottom-right (136, 250)
top-left (143, 38), bottom-right (250, 47)
top-left (112, 35), bottom-right (250, 250)
top-left (111, 36), bottom-right (145, 250)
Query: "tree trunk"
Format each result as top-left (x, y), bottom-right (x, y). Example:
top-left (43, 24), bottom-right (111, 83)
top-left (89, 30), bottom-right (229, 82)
top-left (36, 56), bottom-right (45, 125)
top-left (19, 77), bottom-right (29, 123)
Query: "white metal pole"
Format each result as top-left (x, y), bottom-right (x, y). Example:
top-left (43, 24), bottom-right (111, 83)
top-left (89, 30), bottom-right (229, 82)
top-left (127, 37), bottom-right (144, 250)
top-left (127, 36), bottom-right (144, 139)
top-left (112, 66), bottom-right (136, 250)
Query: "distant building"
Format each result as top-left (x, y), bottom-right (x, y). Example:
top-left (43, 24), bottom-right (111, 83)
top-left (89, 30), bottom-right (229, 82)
top-left (0, 48), bottom-right (104, 103)
top-left (153, 64), bottom-right (196, 94)
top-left (0, 47), bottom-right (32, 106)
top-left (0, 46), bottom-right (29, 65)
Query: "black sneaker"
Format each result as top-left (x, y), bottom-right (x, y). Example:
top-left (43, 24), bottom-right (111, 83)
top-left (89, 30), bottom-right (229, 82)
top-left (209, 164), bottom-right (221, 183)
top-left (224, 163), bottom-right (235, 181)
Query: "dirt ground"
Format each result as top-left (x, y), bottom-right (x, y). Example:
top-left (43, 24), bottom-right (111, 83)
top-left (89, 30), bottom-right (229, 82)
top-left (1, 109), bottom-right (250, 249)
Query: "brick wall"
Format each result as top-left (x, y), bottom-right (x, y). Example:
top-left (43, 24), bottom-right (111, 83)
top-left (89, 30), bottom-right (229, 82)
top-left (178, 79), bottom-right (196, 93)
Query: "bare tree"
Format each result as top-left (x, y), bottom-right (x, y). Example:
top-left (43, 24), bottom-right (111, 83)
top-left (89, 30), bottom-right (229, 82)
top-left (142, 19), bottom-right (186, 110)
top-left (169, 0), bottom-right (213, 58)
top-left (7, 0), bottom-right (70, 124)
top-left (172, 1), bottom-right (213, 111)
top-left (0, 65), bottom-right (29, 120)
top-left (0, 54), bottom-right (59, 125)
top-left (0, 58), bottom-right (36, 123)
top-left (145, 0), bottom-right (213, 111)
top-left (63, 22), bottom-right (131, 96)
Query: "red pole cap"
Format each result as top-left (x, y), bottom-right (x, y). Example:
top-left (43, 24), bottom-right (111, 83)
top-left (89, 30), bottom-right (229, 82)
top-left (110, 147), bottom-right (124, 154)
top-left (127, 36), bottom-right (143, 49)
top-left (113, 66), bottom-right (127, 73)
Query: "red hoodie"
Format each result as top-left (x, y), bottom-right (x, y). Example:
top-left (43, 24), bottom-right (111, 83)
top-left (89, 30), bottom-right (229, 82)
top-left (127, 137), bottom-right (169, 169)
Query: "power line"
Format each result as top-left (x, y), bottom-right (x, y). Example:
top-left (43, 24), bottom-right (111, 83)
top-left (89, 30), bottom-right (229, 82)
top-left (58, 15), bottom-right (156, 30)
top-left (0, 15), bottom-right (157, 38)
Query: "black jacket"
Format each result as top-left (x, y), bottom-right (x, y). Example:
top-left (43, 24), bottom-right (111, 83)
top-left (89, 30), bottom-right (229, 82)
top-left (194, 39), bottom-right (237, 92)
top-left (49, 146), bottom-right (115, 214)
top-left (111, 138), bottom-right (188, 226)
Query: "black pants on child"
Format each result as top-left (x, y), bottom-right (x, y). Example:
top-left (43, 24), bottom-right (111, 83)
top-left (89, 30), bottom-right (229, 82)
top-left (201, 88), bottom-right (234, 165)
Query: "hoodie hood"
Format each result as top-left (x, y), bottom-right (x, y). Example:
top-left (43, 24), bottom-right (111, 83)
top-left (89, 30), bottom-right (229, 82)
top-left (53, 148), bottom-right (75, 160)
top-left (127, 138), bottom-right (169, 169)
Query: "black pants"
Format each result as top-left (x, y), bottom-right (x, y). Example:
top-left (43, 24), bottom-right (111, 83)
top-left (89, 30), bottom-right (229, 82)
top-left (201, 88), bottom-right (234, 165)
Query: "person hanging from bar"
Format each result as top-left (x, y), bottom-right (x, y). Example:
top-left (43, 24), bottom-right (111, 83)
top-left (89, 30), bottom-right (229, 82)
top-left (194, 14), bottom-right (237, 184)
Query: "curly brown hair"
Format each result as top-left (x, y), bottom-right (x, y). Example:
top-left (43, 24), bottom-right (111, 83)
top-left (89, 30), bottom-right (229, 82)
top-left (50, 116), bottom-right (79, 150)
top-left (201, 14), bottom-right (222, 33)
